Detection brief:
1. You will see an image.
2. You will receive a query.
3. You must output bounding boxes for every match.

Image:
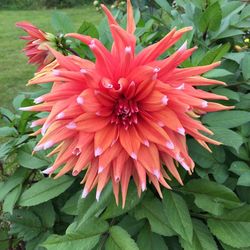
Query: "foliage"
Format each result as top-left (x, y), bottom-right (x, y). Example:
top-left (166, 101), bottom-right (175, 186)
top-left (1, 0), bottom-right (250, 249)
top-left (0, 0), bottom-right (115, 10)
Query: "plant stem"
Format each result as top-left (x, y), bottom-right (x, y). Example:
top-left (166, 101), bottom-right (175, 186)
top-left (66, 47), bottom-right (81, 57)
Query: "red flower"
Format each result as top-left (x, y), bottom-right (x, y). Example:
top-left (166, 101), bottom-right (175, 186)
top-left (16, 22), bottom-right (55, 71)
top-left (20, 0), bottom-right (232, 207)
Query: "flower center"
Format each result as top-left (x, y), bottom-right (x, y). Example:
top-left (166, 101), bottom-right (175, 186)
top-left (111, 98), bottom-right (139, 129)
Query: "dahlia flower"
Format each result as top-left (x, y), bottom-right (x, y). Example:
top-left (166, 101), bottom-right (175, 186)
top-left (16, 22), bottom-right (56, 71)
top-left (20, 0), bottom-right (232, 207)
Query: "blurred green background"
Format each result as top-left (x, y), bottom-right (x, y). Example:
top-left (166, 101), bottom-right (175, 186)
top-left (0, 3), bottom-right (102, 107)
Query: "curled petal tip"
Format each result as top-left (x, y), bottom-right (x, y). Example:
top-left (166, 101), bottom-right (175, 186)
top-left (141, 182), bottom-right (146, 192)
top-left (95, 147), bottom-right (103, 157)
top-left (96, 191), bottom-right (101, 201)
top-left (42, 166), bottom-right (53, 175)
top-left (153, 169), bottom-right (161, 180)
top-left (98, 166), bottom-right (104, 174)
top-left (19, 106), bottom-right (32, 111)
top-left (130, 152), bottom-right (137, 160)
top-left (166, 141), bottom-right (174, 149)
top-left (82, 188), bottom-right (88, 198)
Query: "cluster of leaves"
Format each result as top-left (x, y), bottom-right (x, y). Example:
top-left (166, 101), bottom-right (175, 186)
top-left (0, 0), bottom-right (250, 249)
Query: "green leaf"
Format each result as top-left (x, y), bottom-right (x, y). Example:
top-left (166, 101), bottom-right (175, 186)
top-left (208, 205), bottom-right (250, 248)
top-left (240, 4), bottom-right (250, 19)
top-left (224, 52), bottom-right (245, 64)
top-left (2, 184), bottom-right (22, 214)
top-left (0, 107), bottom-right (15, 121)
top-left (208, 127), bottom-right (243, 152)
top-left (181, 179), bottom-right (241, 215)
top-left (0, 229), bottom-right (9, 250)
top-left (212, 88), bottom-right (240, 101)
top-left (202, 111), bottom-right (250, 128)
top-left (102, 183), bottom-right (143, 219)
top-left (51, 11), bottom-right (74, 34)
top-left (26, 232), bottom-right (50, 250)
top-left (179, 219), bottom-right (218, 250)
top-left (32, 202), bottom-right (56, 228)
top-left (76, 182), bottom-right (112, 226)
top-left (8, 209), bottom-right (42, 241)
top-left (187, 139), bottom-right (215, 168)
top-left (43, 218), bottom-right (108, 250)
top-left (238, 172), bottom-right (250, 187)
top-left (19, 176), bottom-right (74, 206)
top-left (134, 193), bottom-right (175, 236)
top-left (78, 21), bottom-right (99, 38)
top-left (118, 215), bottom-right (145, 237)
top-left (17, 142), bottom-right (49, 169)
top-left (137, 224), bottom-right (168, 250)
top-left (229, 161), bottom-right (249, 176)
top-left (221, 1), bottom-right (245, 18)
top-left (0, 141), bottom-right (14, 159)
top-left (198, 2), bottom-right (222, 32)
top-left (163, 191), bottom-right (193, 243)
top-left (12, 94), bottom-right (26, 110)
top-left (0, 127), bottom-right (18, 137)
top-left (61, 190), bottom-right (81, 216)
top-left (199, 43), bottom-right (230, 66)
top-left (242, 53), bottom-right (250, 80)
top-left (0, 168), bottom-right (28, 201)
top-left (155, 0), bottom-right (171, 12)
top-left (203, 69), bottom-right (233, 78)
top-left (211, 164), bottom-right (229, 184)
top-left (105, 226), bottom-right (139, 250)
top-left (214, 29), bottom-right (244, 39)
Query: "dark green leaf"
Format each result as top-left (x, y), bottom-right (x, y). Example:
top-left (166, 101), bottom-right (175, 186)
top-left (61, 190), bottom-right (81, 216)
top-left (19, 176), bottom-right (74, 206)
top-left (214, 29), bottom-right (244, 39)
top-left (238, 172), bottom-right (250, 187)
top-left (105, 226), bottom-right (139, 250)
top-left (202, 111), bottom-right (250, 128)
top-left (155, 0), bottom-right (171, 12)
top-left (188, 139), bottom-right (215, 168)
top-left (43, 218), bottom-right (108, 250)
top-left (163, 191), bottom-right (193, 243)
top-left (198, 2), bottom-right (222, 32)
top-left (203, 69), bottom-right (233, 78)
top-left (181, 179), bottom-right (241, 215)
top-left (208, 127), bottom-right (243, 152)
top-left (118, 215), bottom-right (145, 237)
top-left (78, 21), bottom-right (99, 38)
top-left (212, 88), bottom-right (240, 101)
top-left (102, 183), bottom-right (143, 219)
top-left (8, 209), bottom-right (42, 241)
top-left (32, 202), bottom-right (56, 228)
top-left (242, 53), bottom-right (250, 80)
top-left (179, 219), bottom-right (218, 250)
top-left (0, 127), bottom-right (18, 137)
top-left (0, 168), bottom-right (28, 201)
top-left (76, 182), bottom-right (112, 226)
top-left (134, 193), bottom-right (175, 236)
top-left (17, 142), bottom-right (49, 169)
top-left (224, 52), bottom-right (245, 64)
top-left (199, 43), bottom-right (230, 66)
top-left (208, 205), bottom-right (250, 248)
top-left (137, 224), bottom-right (168, 250)
top-left (2, 184), bottom-right (22, 214)
top-left (229, 161), bottom-right (249, 176)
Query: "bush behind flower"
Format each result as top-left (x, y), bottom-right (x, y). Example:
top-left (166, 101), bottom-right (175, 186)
top-left (0, 0), bottom-right (250, 249)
